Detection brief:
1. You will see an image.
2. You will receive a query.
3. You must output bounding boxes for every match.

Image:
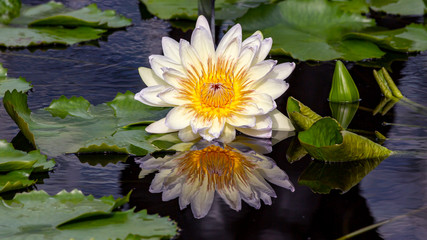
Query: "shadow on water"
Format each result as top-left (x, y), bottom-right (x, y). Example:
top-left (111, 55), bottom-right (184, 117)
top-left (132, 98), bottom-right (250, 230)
top-left (0, 0), bottom-right (426, 239)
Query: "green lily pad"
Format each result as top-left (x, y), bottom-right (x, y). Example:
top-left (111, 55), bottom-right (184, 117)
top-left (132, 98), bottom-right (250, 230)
top-left (0, 170), bottom-right (35, 194)
top-left (3, 90), bottom-right (170, 157)
top-left (0, 0), bottom-right (21, 24)
top-left (298, 118), bottom-right (392, 162)
top-left (0, 139), bottom-right (55, 172)
top-left (139, 0), bottom-right (273, 21)
top-left (287, 97), bottom-right (322, 131)
top-left (0, 190), bottom-right (176, 239)
top-left (369, 0), bottom-right (427, 16)
top-left (0, 1), bottom-right (131, 48)
top-left (346, 23), bottom-right (427, 53)
top-left (299, 156), bottom-right (387, 194)
top-left (238, 0), bottom-right (385, 61)
top-left (0, 64), bottom-right (32, 98)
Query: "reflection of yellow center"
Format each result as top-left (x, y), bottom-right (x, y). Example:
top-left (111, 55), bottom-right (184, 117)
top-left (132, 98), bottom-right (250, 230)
top-left (179, 58), bottom-right (253, 121)
top-left (176, 145), bottom-right (256, 190)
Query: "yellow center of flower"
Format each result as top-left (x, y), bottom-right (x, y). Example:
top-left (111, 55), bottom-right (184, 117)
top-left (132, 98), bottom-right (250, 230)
top-left (179, 59), bottom-right (253, 120)
top-left (176, 145), bottom-right (255, 190)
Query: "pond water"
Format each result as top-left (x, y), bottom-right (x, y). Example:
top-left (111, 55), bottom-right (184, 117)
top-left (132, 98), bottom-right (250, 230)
top-left (1, 1), bottom-right (426, 239)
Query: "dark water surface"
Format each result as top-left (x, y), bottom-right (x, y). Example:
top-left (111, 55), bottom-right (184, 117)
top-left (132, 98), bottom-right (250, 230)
top-left (0, 1), bottom-right (426, 239)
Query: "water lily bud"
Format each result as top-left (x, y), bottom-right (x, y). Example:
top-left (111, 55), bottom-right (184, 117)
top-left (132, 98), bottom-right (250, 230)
top-left (329, 60), bottom-right (360, 103)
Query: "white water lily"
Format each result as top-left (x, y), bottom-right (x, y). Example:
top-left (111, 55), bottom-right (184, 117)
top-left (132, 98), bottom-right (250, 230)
top-left (136, 141), bottom-right (294, 219)
top-left (135, 15), bottom-right (295, 142)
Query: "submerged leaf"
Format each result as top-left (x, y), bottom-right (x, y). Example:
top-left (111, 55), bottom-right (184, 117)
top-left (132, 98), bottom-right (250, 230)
top-left (3, 90), bottom-right (171, 156)
top-left (298, 118), bottom-right (392, 162)
top-left (0, 64), bottom-right (32, 98)
top-left (299, 155), bottom-right (387, 194)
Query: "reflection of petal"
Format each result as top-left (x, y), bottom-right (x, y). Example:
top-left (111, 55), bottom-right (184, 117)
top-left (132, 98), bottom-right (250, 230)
top-left (137, 140), bottom-right (294, 218)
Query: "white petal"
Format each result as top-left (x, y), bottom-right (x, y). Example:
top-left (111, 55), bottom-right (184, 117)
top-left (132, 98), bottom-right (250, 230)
top-left (208, 117), bottom-right (225, 139)
top-left (178, 126), bottom-right (201, 142)
top-left (238, 102), bottom-right (264, 116)
top-left (217, 37), bottom-right (240, 63)
top-left (158, 88), bottom-right (190, 105)
top-left (149, 55), bottom-right (185, 80)
top-left (162, 68), bottom-right (187, 90)
top-left (250, 93), bottom-right (276, 114)
top-left (217, 124), bottom-right (236, 143)
top-left (269, 109), bottom-right (295, 131)
top-left (195, 15), bottom-right (211, 33)
top-left (199, 128), bottom-right (217, 142)
top-left (146, 118), bottom-right (177, 134)
top-left (237, 127), bottom-right (272, 139)
top-left (138, 67), bottom-right (166, 87)
top-left (217, 187), bottom-right (241, 211)
top-left (252, 114), bottom-right (273, 130)
top-left (190, 116), bottom-right (212, 134)
top-left (162, 37), bottom-right (180, 63)
top-left (162, 182), bottom-right (182, 201)
top-left (242, 32), bottom-right (262, 50)
top-left (235, 46), bottom-right (257, 73)
top-left (253, 37), bottom-right (272, 64)
top-left (264, 62), bottom-right (295, 81)
top-left (191, 178), bottom-right (215, 219)
top-left (246, 60), bottom-right (276, 83)
top-left (226, 113), bottom-right (256, 128)
top-left (165, 106), bottom-right (193, 130)
top-left (216, 23), bottom-right (242, 56)
top-left (134, 85), bottom-right (173, 107)
top-left (253, 78), bottom-right (289, 100)
top-left (191, 26), bottom-right (215, 66)
top-left (180, 39), bottom-right (204, 78)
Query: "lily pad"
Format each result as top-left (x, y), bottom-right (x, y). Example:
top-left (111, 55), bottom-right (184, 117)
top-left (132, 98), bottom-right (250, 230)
top-left (299, 155), bottom-right (387, 194)
top-left (369, 0), bottom-right (427, 16)
top-left (139, 0), bottom-right (273, 21)
top-left (0, 190), bottom-right (177, 239)
top-left (237, 0), bottom-right (385, 61)
top-left (0, 64), bottom-right (32, 98)
top-left (0, 0), bottom-right (21, 24)
top-left (3, 90), bottom-right (170, 157)
top-left (298, 118), bottom-right (392, 162)
top-left (0, 139), bottom-right (55, 172)
top-left (0, 170), bottom-right (35, 194)
top-left (287, 97), bottom-right (322, 131)
top-left (0, 1), bottom-right (131, 48)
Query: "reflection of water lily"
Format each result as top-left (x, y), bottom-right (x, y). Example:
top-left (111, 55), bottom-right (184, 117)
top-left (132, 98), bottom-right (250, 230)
top-left (136, 141), bottom-right (294, 219)
top-left (135, 15), bottom-right (295, 142)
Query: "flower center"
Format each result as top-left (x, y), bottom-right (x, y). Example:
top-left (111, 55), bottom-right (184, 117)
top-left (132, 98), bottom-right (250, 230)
top-left (176, 145), bottom-right (255, 190)
top-left (200, 82), bottom-right (234, 108)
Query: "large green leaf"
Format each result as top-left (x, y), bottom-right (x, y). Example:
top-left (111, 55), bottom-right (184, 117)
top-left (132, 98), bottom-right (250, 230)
top-left (298, 156), bottom-right (387, 194)
top-left (0, 139), bottom-right (55, 172)
top-left (140, 0), bottom-right (273, 21)
top-left (3, 90), bottom-right (170, 157)
top-left (286, 97), bottom-right (322, 131)
top-left (0, 170), bottom-right (35, 194)
top-left (369, 0), bottom-right (427, 16)
top-left (0, 1), bottom-right (131, 48)
top-left (298, 118), bottom-right (392, 162)
top-left (0, 64), bottom-right (32, 98)
top-left (238, 0), bottom-right (385, 61)
top-left (346, 23), bottom-right (427, 52)
top-left (0, 0), bottom-right (21, 24)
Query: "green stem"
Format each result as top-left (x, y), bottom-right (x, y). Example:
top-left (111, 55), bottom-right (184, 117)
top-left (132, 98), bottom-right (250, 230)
top-left (383, 122), bottom-right (427, 129)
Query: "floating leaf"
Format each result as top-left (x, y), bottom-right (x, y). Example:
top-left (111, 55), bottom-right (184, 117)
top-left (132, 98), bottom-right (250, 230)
top-left (0, 0), bottom-right (21, 24)
top-left (369, 0), bottom-right (427, 16)
top-left (139, 0), bottom-right (273, 21)
top-left (0, 170), bottom-right (35, 194)
top-left (237, 0), bottom-right (385, 61)
top-left (0, 64), bottom-right (32, 98)
top-left (298, 118), bottom-right (392, 162)
top-left (0, 139), bottom-right (55, 172)
top-left (329, 60), bottom-right (360, 103)
top-left (3, 90), bottom-right (171, 156)
top-left (287, 97), bottom-right (322, 131)
top-left (0, 190), bottom-right (176, 239)
top-left (298, 156), bottom-right (387, 194)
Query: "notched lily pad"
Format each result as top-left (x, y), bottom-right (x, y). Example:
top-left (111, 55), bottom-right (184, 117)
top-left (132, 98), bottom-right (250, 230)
top-left (3, 90), bottom-right (170, 156)
top-left (0, 64), bottom-right (32, 98)
top-left (298, 118), bottom-right (392, 162)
